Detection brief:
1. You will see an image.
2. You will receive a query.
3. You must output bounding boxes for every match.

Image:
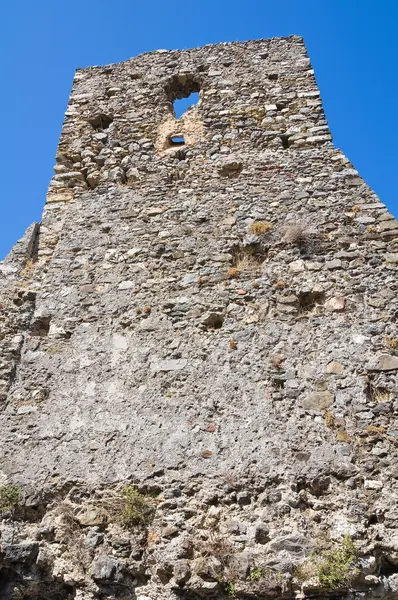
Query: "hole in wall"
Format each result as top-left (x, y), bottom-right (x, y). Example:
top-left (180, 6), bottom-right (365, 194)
top-left (227, 243), bottom-right (267, 279)
top-left (231, 243), bottom-right (268, 268)
top-left (268, 73), bottom-right (279, 81)
top-left (173, 92), bottom-right (200, 119)
top-left (201, 312), bottom-right (224, 331)
top-left (365, 382), bottom-right (393, 404)
top-left (298, 291), bottom-right (326, 312)
top-left (168, 135), bottom-right (185, 147)
top-left (280, 135), bottom-right (290, 150)
top-left (30, 314), bottom-right (51, 337)
top-left (380, 559), bottom-right (398, 577)
top-left (165, 74), bottom-right (201, 119)
top-left (0, 569), bottom-right (22, 598)
top-left (173, 148), bottom-right (187, 161)
top-left (368, 513), bottom-right (379, 525)
top-left (297, 477), bottom-right (330, 497)
top-left (87, 113), bottom-right (113, 131)
top-left (272, 377), bottom-right (285, 390)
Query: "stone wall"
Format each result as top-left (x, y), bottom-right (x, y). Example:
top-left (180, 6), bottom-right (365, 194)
top-left (0, 36), bottom-right (398, 600)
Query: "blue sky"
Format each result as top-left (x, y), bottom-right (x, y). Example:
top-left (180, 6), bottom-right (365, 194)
top-left (1, 0), bottom-right (397, 259)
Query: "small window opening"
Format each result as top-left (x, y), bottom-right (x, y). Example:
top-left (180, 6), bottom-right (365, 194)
top-left (173, 92), bottom-right (200, 119)
top-left (169, 135), bottom-right (185, 146)
top-left (164, 75), bottom-right (201, 119)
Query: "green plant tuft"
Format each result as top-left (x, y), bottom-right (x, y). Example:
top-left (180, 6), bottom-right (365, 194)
top-left (316, 535), bottom-right (358, 589)
top-left (247, 566), bottom-right (263, 582)
top-left (224, 581), bottom-right (236, 597)
top-left (120, 485), bottom-right (154, 529)
top-left (0, 485), bottom-right (20, 512)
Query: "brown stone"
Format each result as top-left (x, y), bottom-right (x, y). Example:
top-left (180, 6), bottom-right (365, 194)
top-left (223, 216), bottom-right (237, 226)
top-left (325, 296), bottom-right (345, 312)
top-left (325, 361), bottom-right (345, 375)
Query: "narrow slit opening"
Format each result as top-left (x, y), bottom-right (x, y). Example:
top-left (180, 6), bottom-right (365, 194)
top-left (168, 135), bottom-right (185, 147)
top-left (280, 135), bottom-right (290, 150)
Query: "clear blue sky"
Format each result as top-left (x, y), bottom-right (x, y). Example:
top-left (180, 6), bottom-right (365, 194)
top-left (1, 0), bottom-right (397, 260)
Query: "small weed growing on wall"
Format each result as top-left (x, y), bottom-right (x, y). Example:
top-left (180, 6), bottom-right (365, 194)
top-left (335, 429), bottom-right (353, 443)
top-left (246, 566), bottom-right (284, 586)
top-left (273, 280), bottom-right (288, 289)
top-left (100, 485), bottom-right (155, 530)
top-left (229, 243), bottom-right (267, 275)
top-left (226, 267), bottom-right (241, 279)
top-left (324, 410), bottom-right (335, 428)
top-left (197, 532), bottom-right (236, 561)
top-left (316, 535), bottom-right (358, 589)
top-left (366, 382), bottom-right (393, 404)
top-left (229, 339), bottom-right (238, 350)
top-left (232, 253), bottom-right (263, 275)
top-left (385, 337), bottom-right (398, 352)
top-left (224, 581), bottom-right (236, 597)
top-left (250, 221), bottom-right (272, 235)
top-left (294, 560), bottom-right (317, 582)
top-left (0, 485), bottom-right (20, 512)
top-left (283, 220), bottom-right (318, 255)
top-left (102, 485), bottom-right (154, 530)
top-left (365, 425), bottom-right (385, 436)
top-left (20, 258), bottom-right (36, 279)
top-left (119, 485), bottom-right (154, 529)
top-left (247, 566), bottom-right (263, 582)
top-left (54, 501), bottom-right (92, 570)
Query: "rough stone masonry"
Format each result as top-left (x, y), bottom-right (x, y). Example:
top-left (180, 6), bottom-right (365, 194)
top-left (0, 36), bottom-right (398, 600)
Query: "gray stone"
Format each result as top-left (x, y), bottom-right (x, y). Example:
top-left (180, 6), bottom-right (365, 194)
top-left (150, 359), bottom-right (187, 372)
top-left (269, 533), bottom-right (308, 556)
top-left (85, 528), bottom-right (104, 548)
top-left (2, 543), bottom-right (39, 563)
top-left (325, 259), bottom-right (342, 269)
top-left (369, 355), bottom-right (398, 371)
top-left (302, 391), bottom-right (334, 410)
top-left (378, 219), bottom-right (398, 231)
top-left (91, 556), bottom-right (118, 582)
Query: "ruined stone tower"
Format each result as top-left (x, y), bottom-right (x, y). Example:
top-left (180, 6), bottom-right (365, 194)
top-left (1, 36), bottom-right (398, 600)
